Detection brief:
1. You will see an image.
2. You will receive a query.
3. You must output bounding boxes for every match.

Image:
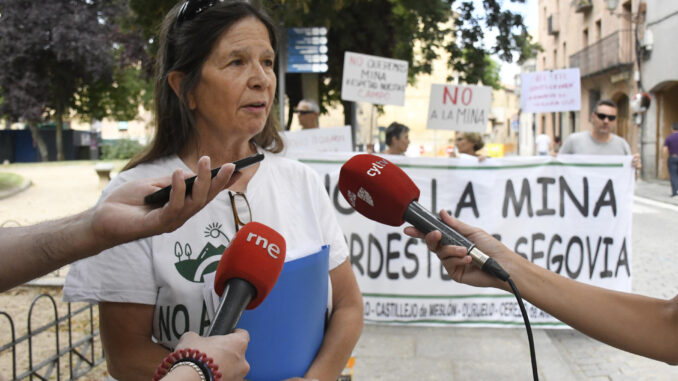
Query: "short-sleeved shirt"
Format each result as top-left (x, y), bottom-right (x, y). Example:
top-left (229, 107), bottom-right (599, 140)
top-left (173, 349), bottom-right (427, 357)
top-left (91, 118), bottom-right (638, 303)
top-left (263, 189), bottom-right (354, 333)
top-left (559, 132), bottom-right (631, 156)
top-left (664, 132), bottom-right (678, 155)
top-left (63, 150), bottom-right (349, 349)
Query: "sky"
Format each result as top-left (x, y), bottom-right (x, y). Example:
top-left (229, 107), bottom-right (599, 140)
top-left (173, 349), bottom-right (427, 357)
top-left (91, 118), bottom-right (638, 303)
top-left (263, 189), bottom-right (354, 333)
top-left (493, 0), bottom-right (539, 84)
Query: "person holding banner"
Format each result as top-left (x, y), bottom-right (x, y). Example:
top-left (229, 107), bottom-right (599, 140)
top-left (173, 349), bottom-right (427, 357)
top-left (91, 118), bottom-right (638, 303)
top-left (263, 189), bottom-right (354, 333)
top-left (63, 2), bottom-right (363, 381)
top-left (559, 99), bottom-right (641, 171)
top-left (449, 132), bottom-right (487, 161)
top-left (384, 122), bottom-right (410, 155)
top-left (404, 211), bottom-right (678, 365)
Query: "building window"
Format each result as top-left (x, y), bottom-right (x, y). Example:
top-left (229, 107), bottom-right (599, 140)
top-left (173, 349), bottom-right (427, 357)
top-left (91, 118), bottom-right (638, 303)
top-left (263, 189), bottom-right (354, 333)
top-left (563, 42), bottom-right (567, 68)
top-left (595, 20), bottom-right (602, 41)
top-left (583, 28), bottom-right (589, 47)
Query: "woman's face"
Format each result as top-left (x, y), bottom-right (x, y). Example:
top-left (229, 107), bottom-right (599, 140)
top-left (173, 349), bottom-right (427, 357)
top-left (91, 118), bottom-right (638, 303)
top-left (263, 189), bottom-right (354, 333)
top-left (190, 17), bottom-right (276, 140)
top-left (456, 134), bottom-right (474, 155)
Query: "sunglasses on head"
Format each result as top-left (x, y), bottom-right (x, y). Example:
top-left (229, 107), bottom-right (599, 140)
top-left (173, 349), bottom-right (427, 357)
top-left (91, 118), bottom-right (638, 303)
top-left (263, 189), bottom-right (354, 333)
top-left (176, 0), bottom-right (223, 26)
top-left (595, 112), bottom-right (616, 122)
top-left (296, 110), bottom-right (315, 115)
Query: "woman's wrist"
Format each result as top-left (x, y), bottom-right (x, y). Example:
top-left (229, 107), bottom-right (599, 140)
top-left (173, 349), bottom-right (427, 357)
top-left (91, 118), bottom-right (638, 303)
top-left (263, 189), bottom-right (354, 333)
top-left (167, 363), bottom-right (204, 381)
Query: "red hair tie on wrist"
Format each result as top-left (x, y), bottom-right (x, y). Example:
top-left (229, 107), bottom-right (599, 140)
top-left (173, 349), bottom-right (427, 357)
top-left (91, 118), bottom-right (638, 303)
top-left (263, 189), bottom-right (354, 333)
top-left (152, 348), bottom-right (222, 381)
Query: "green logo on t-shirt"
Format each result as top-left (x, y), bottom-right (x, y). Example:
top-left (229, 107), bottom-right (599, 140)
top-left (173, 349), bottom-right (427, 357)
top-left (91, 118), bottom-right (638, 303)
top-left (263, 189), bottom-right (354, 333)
top-left (173, 222), bottom-right (230, 282)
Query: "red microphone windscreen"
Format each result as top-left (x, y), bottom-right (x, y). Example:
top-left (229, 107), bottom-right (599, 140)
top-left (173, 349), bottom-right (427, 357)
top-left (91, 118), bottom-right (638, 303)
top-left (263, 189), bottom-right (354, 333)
top-left (213, 222), bottom-right (286, 309)
top-left (338, 154), bottom-right (420, 226)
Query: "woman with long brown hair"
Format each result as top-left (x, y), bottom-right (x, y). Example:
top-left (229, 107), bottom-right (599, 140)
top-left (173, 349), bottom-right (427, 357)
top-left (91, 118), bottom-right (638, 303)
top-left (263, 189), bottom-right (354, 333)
top-left (64, 2), bottom-right (362, 380)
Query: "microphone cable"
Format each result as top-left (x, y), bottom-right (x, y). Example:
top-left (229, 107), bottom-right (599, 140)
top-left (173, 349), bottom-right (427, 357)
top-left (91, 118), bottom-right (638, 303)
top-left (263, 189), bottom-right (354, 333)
top-left (508, 278), bottom-right (538, 381)
top-left (474, 254), bottom-right (539, 381)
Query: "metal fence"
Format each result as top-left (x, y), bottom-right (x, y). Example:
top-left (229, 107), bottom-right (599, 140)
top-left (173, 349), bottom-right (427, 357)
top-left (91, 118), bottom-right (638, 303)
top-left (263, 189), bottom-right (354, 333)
top-left (0, 293), bottom-right (105, 380)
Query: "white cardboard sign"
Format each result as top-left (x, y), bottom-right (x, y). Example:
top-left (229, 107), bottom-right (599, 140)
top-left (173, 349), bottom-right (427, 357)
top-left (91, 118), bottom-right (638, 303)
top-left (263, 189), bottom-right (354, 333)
top-left (341, 52), bottom-right (408, 106)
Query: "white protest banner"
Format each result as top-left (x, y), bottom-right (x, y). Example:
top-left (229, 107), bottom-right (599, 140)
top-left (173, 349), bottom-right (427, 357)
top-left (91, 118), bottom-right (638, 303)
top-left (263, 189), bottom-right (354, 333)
top-left (298, 153), bottom-right (634, 327)
top-left (282, 126), bottom-right (353, 154)
top-left (341, 52), bottom-right (408, 106)
top-left (426, 84), bottom-right (492, 132)
top-left (522, 68), bottom-right (581, 113)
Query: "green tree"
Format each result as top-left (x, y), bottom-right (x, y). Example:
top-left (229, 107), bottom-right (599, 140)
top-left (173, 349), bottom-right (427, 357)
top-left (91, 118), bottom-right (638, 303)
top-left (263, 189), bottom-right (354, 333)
top-left (121, 0), bottom-right (538, 128)
top-left (266, 0), bottom-right (538, 126)
top-left (0, 0), bottom-right (148, 161)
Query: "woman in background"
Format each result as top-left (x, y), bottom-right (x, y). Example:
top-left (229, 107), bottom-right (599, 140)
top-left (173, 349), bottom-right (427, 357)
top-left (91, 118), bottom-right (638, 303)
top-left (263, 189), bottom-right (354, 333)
top-left (450, 132), bottom-right (487, 161)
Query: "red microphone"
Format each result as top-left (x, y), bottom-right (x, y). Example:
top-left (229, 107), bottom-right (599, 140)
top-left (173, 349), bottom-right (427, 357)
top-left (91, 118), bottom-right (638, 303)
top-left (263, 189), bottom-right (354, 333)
top-left (207, 222), bottom-right (286, 336)
top-left (338, 154), bottom-right (509, 281)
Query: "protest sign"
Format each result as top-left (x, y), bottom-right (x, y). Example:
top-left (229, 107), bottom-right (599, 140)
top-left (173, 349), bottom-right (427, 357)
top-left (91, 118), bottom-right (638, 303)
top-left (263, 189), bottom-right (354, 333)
top-left (426, 84), bottom-right (492, 132)
top-left (298, 153), bottom-right (635, 327)
top-left (522, 68), bottom-right (581, 113)
top-left (341, 51), bottom-right (408, 106)
top-left (282, 126), bottom-right (353, 153)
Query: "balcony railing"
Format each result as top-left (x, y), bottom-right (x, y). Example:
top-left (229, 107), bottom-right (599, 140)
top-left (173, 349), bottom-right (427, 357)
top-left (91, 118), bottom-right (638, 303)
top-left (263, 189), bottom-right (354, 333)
top-left (569, 30), bottom-right (634, 78)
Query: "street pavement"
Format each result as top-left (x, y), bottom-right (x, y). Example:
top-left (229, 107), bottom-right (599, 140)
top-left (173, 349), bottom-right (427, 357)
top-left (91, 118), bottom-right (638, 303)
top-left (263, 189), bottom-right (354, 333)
top-left (1, 163), bottom-right (677, 380)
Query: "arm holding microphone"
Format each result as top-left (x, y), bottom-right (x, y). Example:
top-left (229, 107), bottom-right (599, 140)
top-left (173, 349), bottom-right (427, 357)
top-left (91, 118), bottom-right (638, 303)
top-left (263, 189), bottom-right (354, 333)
top-left (159, 330), bottom-right (250, 381)
top-left (405, 210), bottom-right (678, 365)
top-left (0, 156), bottom-right (237, 293)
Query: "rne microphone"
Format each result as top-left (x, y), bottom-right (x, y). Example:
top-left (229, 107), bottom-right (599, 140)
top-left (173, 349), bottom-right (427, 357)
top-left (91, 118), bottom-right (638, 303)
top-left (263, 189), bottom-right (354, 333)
top-left (207, 222), bottom-right (286, 336)
top-left (338, 154), bottom-right (509, 281)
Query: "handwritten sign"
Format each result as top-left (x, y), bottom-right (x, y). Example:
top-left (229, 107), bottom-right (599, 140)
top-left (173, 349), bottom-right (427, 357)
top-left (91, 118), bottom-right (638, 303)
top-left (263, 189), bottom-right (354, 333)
top-left (521, 68), bottom-right (581, 113)
top-left (281, 126), bottom-right (353, 154)
top-left (341, 52), bottom-right (408, 106)
top-left (426, 84), bottom-right (492, 132)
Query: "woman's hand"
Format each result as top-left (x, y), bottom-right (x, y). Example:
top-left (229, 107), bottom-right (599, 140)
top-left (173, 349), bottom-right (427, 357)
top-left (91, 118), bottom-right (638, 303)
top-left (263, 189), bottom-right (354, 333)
top-left (403, 210), bottom-right (516, 290)
top-left (92, 156), bottom-right (239, 249)
top-left (174, 330), bottom-right (250, 381)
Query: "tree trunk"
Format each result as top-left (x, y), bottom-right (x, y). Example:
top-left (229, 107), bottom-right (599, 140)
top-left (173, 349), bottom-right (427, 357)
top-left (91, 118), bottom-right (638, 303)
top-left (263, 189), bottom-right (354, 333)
top-left (27, 120), bottom-right (49, 161)
top-left (56, 109), bottom-right (64, 161)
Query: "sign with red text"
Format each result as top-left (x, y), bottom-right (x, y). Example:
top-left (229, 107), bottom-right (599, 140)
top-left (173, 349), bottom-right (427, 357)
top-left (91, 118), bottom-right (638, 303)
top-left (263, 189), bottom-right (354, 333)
top-left (521, 68), bottom-right (581, 113)
top-left (426, 84), bottom-right (492, 132)
top-left (341, 52), bottom-right (408, 106)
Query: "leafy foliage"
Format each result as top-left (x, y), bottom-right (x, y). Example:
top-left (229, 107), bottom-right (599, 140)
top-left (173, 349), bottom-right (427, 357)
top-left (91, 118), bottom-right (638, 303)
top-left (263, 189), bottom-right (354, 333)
top-left (264, 0), bottom-right (538, 113)
top-left (0, 0), bottom-right (149, 159)
top-left (100, 139), bottom-right (145, 160)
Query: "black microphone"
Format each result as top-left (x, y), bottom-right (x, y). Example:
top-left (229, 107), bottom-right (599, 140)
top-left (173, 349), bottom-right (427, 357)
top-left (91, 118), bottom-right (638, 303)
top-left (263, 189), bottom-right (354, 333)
top-left (207, 222), bottom-right (286, 336)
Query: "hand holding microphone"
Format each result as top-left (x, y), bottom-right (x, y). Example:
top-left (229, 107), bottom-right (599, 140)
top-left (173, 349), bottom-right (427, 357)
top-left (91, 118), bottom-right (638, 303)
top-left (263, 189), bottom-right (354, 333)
top-left (338, 154), bottom-right (540, 381)
top-left (208, 222), bottom-right (286, 336)
top-left (337, 154), bottom-right (509, 281)
top-left (171, 330), bottom-right (251, 381)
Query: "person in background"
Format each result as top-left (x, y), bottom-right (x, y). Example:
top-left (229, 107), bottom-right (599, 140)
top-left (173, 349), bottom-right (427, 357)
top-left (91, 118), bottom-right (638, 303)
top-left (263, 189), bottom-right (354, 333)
top-left (535, 130), bottom-right (551, 156)
top-left (0, 158), bottom-right (251, 381)
top-left (63, 2), bottom-right (362, 381)
top-left (404, 211), bottom-right (678, 365)
top-left (383, 122), bottom-right (410, 155)
top-left (294, 99), bottom-right (320, 129)
top-left (662, 122), bottom-right (678, 197)
top-left (450, 132), bottom-right (486, 161)
top-left (552, 135), bottom-right (562, 156)
top-left (559, 99), bottom-right (641, 172)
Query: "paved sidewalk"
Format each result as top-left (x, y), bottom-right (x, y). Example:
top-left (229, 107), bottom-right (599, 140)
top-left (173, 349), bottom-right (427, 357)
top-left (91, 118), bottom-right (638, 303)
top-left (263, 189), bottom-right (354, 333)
top-left (634, 178), bottom-right (678, 206)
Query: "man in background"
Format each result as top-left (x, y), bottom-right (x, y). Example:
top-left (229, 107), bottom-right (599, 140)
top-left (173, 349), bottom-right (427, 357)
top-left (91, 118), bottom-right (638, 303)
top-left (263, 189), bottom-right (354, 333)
top-left (535, 130), bottom-right (551, 156)
top-left (663, 122), bottom-right (678, 197)
top-left (294, 99), bottom-right (320, 129)
top-left (559, 99), bottom-right (641, 171)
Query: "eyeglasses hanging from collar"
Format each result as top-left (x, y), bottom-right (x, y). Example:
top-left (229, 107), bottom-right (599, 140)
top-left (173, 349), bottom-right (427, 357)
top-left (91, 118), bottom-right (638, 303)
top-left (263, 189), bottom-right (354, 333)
top-left (228, 191), bottom-right (251, 232)
top-left (176, 0), bottom-right (224, 26)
